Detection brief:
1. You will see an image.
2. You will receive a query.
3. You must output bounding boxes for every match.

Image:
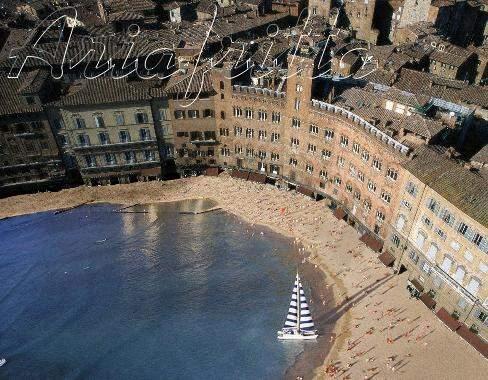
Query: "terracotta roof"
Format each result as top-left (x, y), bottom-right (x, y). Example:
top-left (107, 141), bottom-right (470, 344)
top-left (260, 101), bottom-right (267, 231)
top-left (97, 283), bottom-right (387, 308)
top-left (355, 67), bottom-right (396, 86)
top-left (431, 0), bottom-right (456, 7)
top-left (50, 77), bottom-right (161, 107)
top-left (335, 87), bottom-right (446, 140)
top-left (165, 66), bottom-right (214, 95)
top-left (251, 36), bottom-right (290, 66)
top-left (367, 45), bottom-right (413, 70)
top-left (403, 146), bottom-right (488, 227)
top-left (17, 69), bottom-right (49, 95)
top-left (197, 0), bottom-right (219, 14)
top-left (394, 68), bottom-right (488, 109)
top-left (211, 12), bottom-right (288, 37)
top-left (163, 1), bottom-right (183, 11)
top-left (107, 0), bottom-right (156, 13)
top-left (430, 48), bottom-right (473, 67)
top-left (0, 72), bottom-right (45, 116)
top-left (471, 145), bottom-right (488, 164)
top-left (383, 87), bottom-right (430, 108)
top-left (2, 30), bottom-right (179, 69)
top-left (108, 11), bottom-right (144, 22)
top-left (0, 27), bottom-right (32, 64)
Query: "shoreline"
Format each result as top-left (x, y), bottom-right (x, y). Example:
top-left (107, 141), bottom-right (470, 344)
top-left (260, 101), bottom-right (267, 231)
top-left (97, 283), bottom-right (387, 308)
top-left (1, 195), bottom-right (336, 379)
top-left (1, 175), bottom-right (487, 379)
top-left (0, 194), bottom-right (334, 379)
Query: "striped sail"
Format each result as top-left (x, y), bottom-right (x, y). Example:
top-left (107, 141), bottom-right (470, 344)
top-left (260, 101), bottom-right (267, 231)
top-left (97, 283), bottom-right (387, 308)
top-left (283, 274), bottom-right (315, 331)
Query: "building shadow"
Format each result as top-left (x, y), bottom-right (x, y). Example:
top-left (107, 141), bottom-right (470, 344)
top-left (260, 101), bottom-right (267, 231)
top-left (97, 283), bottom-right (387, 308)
top-left (318, 273), bottom-right (396, 328)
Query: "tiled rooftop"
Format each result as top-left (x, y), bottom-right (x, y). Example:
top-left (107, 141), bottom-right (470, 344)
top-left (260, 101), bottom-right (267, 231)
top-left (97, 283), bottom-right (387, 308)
top-left (404, 146), bottom-right (488, 228)
top-left (50, 77), bottom-right (161, 107)
top-left (0, 72), bottom-right (45, 116)
top-left (394, 68), bottom-right (488, 109)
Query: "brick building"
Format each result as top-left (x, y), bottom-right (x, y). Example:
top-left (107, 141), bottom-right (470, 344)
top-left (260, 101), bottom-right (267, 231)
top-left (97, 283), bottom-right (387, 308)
top-left (342, 0), bottom-right (379, 43)
top-left (308, 0), bottom-right (331, 18)
top-left (166, 66), bottom-right (219, 176)
top-left (272, 0), bottom-right (304, 17)
top-left (428, 45), bottom-right (478, 83)
top-left (212, 51), bottom-right (488, 342)
top-left (0, 70), bottom-right (65, 197)
top-left (385, 0), bottom-right (432, 43)
top-left (214, 51), bottom-right (412, 242)
top-left (429, 0), bottom-right (488, 47)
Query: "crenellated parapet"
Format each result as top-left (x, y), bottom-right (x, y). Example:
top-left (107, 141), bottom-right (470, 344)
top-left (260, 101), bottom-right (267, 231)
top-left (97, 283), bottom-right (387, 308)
top-left (310, 99), bottom-right (411, 155)
top-left (232, 85), bottom-right (286, 99)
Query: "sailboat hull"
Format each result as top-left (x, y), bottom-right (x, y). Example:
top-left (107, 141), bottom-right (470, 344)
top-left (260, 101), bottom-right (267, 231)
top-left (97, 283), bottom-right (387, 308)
top-left (277, 330), bottom-right (318, 340)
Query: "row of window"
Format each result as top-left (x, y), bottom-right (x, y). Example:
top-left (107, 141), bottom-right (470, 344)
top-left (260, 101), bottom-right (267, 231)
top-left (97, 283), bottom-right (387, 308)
top-left (178, 148), bottom-right (214, 158)
top-left (174, 109), bottom-right (214, 119)
top-left (231, 146), bottom-right (281, 161)
top-left (233, 107), bottom-right (281, 123)
top-left (229, 138), bottom-right (394, 204)
top-left (295, 145), bottom-right (394, 203)
top-left (3, 121), bottom-right (45, 134)
top-left (408, 237), bottom-right (483, 297)
top-left (175, 131), bottom-right (216, 141)
top-left (83, 150), bottom-right (156, 167)
top-left (426, 197), bottom-right (487, 252)
top-left (290, 156), bottom-right (393, 204)
top-left (73, 111), bottom-right (149, 129)
top-left (228, 121), bottom-right (399, 182)
top-left (74, 128), bottom-right (152, 147)
top-left (288, 135), bottom-right (398, 180)
top-left (431, 60), bottom-right (456, 71)
top-left (256, 162), bottom-right (281, 174)
top-left (227, 127), bottom-right (281, 142)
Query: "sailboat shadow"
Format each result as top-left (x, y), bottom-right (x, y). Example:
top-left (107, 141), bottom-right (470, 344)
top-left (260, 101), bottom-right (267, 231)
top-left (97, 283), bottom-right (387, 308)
top-left (316, 273), bottom-right (396, 330)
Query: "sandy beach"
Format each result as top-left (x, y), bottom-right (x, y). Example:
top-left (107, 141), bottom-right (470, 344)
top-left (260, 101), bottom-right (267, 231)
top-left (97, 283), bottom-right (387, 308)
top-left (1, 174), bottom-right (487, 379)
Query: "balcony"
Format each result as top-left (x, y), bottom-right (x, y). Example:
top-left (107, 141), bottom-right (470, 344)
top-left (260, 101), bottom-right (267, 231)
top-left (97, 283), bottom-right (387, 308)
top-left (80, 160), bottom-right (160, 174)
top-left (13, 132), bottom-right (38, 138)
top-left (190, 139), bottom-right (218, 146)
top-left (73, 139), bottom-right (158, 152)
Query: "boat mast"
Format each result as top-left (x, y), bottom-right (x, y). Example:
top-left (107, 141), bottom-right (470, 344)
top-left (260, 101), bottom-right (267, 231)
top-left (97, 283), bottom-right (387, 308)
top-left (296, 273), bottom-right (300, 332)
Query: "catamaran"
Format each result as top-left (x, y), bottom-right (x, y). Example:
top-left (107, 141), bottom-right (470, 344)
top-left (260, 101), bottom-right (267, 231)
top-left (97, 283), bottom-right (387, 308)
top-left (277, 273), bottom-right (318, 340)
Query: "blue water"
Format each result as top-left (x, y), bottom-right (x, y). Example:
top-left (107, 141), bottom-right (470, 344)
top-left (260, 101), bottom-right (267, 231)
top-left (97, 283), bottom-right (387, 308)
top-left (0, 200), bottom-right (308, 379)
